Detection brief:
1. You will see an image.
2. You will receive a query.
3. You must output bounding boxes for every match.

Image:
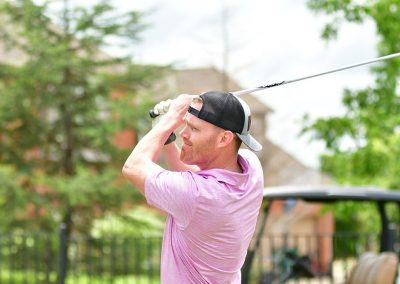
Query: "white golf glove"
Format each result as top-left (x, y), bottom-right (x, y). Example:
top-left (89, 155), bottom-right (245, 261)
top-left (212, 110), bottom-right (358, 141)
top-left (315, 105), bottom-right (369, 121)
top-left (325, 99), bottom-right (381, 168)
top-left (152, 99), bottom-right (172, 116)
top-left (151, 99), bottom-right (172, 128)
top-left (150, 99), bottom-right (176, 144)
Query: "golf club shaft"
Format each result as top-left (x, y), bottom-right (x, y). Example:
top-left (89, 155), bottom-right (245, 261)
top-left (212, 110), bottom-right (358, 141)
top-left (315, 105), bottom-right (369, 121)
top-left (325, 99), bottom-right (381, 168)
top-left (232, 52), bottom-right (400, 96)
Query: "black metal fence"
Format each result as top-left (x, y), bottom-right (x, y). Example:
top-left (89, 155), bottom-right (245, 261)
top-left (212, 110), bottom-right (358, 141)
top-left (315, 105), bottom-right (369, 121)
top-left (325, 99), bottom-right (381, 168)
top-left (0, 225), bottom-right (162, 284)
top-left (0, 228), bottom-right (392, 284)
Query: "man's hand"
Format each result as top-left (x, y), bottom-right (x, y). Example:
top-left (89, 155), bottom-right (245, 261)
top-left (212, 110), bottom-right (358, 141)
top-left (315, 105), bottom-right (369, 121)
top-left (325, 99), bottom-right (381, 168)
top-left (151, 94), bottom-right (196, 124)
top-left (151, 99), bottom-right (172, 128)
top-left (150, 99), bottom-right (176, 144)
top-left (167, 94), bottom-right (197, 120)
top-left (152, 99), bottom-right (172, 116)
top-left (150, 95), bottom-right (196, 144)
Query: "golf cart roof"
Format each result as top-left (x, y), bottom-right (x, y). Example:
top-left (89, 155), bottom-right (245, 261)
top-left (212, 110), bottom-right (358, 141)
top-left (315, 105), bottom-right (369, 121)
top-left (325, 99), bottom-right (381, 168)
top-left (263, 185), bottom-right (400, 202)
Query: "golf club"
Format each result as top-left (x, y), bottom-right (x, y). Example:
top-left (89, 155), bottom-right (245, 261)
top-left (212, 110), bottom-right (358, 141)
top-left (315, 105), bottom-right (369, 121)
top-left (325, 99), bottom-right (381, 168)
top-left (149, 51), bottom-right (400, 117)
top-left (232, 52), bottom-right (400, 96)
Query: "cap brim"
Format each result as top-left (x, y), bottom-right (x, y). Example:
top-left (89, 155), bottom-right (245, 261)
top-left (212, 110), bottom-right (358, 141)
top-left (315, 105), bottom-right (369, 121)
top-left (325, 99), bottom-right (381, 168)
top-left (236, 133), bottom-right (263, 152)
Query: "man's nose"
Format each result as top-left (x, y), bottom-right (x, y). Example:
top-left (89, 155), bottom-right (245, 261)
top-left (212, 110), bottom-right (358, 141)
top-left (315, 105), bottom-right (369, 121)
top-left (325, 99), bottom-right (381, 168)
top-left (179, 125), bottom-right (188, 139)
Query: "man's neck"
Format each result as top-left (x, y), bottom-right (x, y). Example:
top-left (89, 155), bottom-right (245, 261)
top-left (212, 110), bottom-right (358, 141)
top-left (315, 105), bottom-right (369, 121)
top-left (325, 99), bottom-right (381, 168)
top-left (199, 151), bottom-right (241, 173)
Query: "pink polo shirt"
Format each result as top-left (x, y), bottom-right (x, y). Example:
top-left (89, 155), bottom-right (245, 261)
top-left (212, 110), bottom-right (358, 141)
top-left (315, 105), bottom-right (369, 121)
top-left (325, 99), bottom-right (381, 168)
top-left (145, 149), bottom-right (264, 283)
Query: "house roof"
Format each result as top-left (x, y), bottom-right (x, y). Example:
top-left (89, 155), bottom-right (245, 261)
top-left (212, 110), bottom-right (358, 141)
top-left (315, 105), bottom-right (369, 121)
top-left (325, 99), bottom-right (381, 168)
top-left (262, 139), bottom-right (332, 186)
top-left (0, 22), bottom-right (126, 73)
top-left (169, 67), bottom-right (273, 114)
top-left (0, 41), bottom-right (27, 66)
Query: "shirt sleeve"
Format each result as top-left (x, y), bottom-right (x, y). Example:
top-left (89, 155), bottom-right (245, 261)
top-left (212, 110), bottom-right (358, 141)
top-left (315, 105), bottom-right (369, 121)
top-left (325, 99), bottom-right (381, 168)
top-left (144, 167), bottom-right (199, 229)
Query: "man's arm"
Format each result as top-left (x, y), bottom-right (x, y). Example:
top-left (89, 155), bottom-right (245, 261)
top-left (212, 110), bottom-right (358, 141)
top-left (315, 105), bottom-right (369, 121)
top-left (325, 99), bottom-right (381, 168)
top-left (122, 94), bottom-right (194, 194)
top-left (163, 143), bottom-right (200, 172)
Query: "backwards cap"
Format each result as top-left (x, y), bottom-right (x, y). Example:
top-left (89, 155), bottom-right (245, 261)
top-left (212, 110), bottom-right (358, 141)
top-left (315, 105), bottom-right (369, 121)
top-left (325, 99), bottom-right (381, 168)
top-left (188, 91), bottom-right (262, 152)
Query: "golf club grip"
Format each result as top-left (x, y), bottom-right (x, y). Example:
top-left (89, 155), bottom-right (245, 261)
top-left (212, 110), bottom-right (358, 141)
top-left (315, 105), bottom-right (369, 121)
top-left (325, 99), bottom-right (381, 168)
top-left (148, 109), bottom-right (176, 144)
top-left (149, 109), bottom-right (159, 118)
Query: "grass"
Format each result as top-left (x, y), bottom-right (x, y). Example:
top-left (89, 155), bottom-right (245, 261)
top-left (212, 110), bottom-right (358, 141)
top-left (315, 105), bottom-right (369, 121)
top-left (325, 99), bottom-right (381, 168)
top-left (0, 269), bottom-right (160, 284)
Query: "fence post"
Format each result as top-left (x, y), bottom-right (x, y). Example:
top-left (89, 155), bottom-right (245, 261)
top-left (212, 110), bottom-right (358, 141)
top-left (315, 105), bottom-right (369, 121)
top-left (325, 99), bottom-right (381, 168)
top-left (58, 223), bottom-right (68, 284)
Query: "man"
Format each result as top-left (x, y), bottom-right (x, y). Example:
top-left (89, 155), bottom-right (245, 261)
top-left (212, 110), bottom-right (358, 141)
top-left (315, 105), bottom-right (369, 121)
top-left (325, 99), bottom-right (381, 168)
top-left (122, 91), bottom-right (264, 283)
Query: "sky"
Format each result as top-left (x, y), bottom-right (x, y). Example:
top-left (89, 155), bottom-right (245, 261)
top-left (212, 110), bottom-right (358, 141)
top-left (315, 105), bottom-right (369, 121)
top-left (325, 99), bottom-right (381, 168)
top-left (96, 0), bottom-right (378, 168)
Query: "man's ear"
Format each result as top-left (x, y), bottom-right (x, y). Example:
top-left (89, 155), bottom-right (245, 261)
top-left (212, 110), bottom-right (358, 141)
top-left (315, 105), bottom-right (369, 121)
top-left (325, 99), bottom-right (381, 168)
top-left (218, 131), bottom-right (235, 148)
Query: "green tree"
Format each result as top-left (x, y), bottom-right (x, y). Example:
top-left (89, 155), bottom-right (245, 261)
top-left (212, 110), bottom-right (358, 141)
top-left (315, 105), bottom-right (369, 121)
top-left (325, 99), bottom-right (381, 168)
top-left (302, 0), bottom-right (400, 233)
top-left (303, 0), bottom-right (400, 189)
top-left (0, 0), bottom-right (163, 235)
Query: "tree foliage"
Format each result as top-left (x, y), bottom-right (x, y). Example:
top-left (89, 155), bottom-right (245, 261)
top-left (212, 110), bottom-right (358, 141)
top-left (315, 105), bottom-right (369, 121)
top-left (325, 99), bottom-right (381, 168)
top-left (303, 0), bottom-right (400, 234)
top-left (304, 0), bottom-right (400, 189)
top-left (0, 0), bottom-right (164, 235)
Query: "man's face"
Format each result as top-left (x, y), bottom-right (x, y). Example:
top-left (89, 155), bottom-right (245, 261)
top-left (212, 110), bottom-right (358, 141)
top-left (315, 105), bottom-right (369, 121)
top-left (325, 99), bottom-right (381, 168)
top-left (179, 101), bottom-right (222, 169)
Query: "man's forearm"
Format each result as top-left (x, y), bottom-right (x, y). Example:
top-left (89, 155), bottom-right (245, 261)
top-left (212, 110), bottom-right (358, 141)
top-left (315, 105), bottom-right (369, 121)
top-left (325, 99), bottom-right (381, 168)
top-left (125, 113), bottom-right (180, 166)
top-left (122, 113), bottom-right (181, 192)
top-left (122, 94), bottom-right (195, 192)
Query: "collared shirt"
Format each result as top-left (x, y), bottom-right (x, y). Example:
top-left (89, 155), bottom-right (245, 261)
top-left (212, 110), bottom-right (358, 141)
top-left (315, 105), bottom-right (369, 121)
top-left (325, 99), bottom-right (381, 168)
top-left (145, 149), bottom-right (264, 283)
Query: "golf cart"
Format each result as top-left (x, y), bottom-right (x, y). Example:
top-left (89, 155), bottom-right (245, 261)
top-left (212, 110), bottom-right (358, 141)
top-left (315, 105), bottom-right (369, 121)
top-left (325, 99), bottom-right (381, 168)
top-left (242, 185), bottom-right (400, 284)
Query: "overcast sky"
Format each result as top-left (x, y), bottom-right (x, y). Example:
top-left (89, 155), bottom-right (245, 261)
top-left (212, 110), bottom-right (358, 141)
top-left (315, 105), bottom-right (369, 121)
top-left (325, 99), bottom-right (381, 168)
top-left (100, 0), bottom-right (378, 168)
